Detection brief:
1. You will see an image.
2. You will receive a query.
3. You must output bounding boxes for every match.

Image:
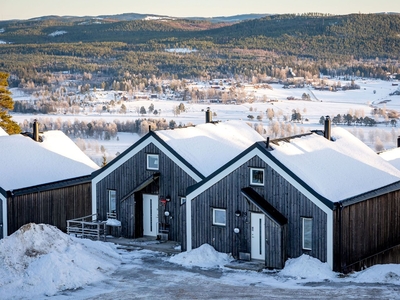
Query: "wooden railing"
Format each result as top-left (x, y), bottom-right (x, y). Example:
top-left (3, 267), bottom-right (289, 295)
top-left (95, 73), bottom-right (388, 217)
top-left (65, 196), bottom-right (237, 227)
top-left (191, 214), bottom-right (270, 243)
top-left (67, 214), bottom-right (106, 241)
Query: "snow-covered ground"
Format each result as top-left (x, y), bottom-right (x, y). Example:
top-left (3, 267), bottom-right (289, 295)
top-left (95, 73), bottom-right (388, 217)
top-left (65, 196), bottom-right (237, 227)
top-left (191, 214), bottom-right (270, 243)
top-left (1, 224), bottom-right (400, 299)
top-left (10, 78), bottom-right (400, 165)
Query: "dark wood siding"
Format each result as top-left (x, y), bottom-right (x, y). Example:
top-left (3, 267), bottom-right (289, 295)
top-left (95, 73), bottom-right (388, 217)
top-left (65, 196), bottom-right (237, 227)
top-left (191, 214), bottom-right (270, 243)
top-left (333, 190), bottom-right (400, 272)
top-left (191, 156), bottom-right (327, 267)
top-left (7, 182), bottom-right (91, 235)
top-left (96, 143), bottom-right (197, 242)
top-left (265, 217), bottom-right (287, 269)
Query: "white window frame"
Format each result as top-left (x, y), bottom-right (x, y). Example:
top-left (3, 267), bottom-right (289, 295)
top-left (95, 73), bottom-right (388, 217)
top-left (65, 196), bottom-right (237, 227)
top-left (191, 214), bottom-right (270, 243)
top-left (212, 208), bottom-right (226, 226)
top-left (109, 190), bottom-right (116, 214)
top-left (147, 154), bottom-right (159, 170)
top-left (250, 168), bottom-right (264, 186)
top-left (302, 217), bottom-right (312, 250)
top-left (180, 197), bottom-right (186, 205)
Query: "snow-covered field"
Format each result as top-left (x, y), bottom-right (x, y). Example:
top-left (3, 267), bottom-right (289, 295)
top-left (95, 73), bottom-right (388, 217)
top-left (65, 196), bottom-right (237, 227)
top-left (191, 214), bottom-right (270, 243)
top-left (10, 78), bottom-right (400, 164)
top-left (1, 224), bottom-right (400, 299)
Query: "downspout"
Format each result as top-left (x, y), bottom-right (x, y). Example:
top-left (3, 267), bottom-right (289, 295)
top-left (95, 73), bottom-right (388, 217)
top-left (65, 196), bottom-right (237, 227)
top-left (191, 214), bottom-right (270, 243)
top-left (186, 194), bottom-right (192, 251)
top-left (337, 201), bottom-right (344, 273)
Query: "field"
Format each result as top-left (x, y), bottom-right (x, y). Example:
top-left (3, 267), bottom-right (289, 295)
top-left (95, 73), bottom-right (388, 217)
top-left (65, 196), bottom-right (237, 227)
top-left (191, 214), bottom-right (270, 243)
top-left (10, 77), bottom-right (400, 165)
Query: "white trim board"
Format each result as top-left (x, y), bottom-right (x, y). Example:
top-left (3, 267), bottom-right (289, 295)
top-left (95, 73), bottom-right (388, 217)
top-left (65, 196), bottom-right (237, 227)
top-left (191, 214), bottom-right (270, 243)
top-left (1, 193), bottom-right (7, 238)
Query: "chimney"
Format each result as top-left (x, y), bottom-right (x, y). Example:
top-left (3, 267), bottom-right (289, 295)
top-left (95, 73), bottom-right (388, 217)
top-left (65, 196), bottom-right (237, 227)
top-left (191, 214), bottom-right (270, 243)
top-left (205, 107), bottom-right (212, 123)
top-left (266, 137), bottom-right (270, 148)
top-left (324, 115), bottom-right (331, 140)
top-left (33, 119), bottom-right (39, 142)
top-left (397, 136), bottom-right (400, 148)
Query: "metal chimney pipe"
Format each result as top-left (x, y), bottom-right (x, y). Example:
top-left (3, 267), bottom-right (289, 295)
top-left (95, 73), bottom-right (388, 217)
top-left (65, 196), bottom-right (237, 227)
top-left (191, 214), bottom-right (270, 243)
top-left (33, 119), bottom-right (39, 142)
top-left (324, 116), bottom-right (331, 140)
top-left (205, 107), bottom-right (212, 123)
top-left (397, 136), bottom-right (400, 148)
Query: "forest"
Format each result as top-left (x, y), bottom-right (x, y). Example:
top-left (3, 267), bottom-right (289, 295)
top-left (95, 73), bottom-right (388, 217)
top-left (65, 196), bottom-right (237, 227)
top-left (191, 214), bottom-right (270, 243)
top-left (0, 13), bottom-right (399, 89)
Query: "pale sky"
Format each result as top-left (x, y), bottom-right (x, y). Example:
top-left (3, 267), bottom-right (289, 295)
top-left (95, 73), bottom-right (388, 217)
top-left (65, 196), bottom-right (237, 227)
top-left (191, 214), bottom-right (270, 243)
top-left (1, 0), bottom-right (399, 21)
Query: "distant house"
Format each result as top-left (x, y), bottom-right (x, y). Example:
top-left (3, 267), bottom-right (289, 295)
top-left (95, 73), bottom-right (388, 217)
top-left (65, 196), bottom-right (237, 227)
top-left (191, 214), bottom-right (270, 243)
top-left (0, 122), bottom-right (98, 238)
top-left (91, 114), bottom-right (264, 244)
top-left (185, 119), bottom-right (400, 272)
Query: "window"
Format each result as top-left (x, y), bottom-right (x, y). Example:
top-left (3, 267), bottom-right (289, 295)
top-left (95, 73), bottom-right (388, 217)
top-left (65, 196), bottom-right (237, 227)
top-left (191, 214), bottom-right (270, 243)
top-left (109, 190), bottom-right (116, 214)
top-left (250, 168), bottom-right (264, 186)
top-left (213, 208), bottom-right (226, 226)
top-left (302, 218), bottom-right (312, 250)
top-left (180, 197), bottom-right (186, 205)
top-left (147, 154), bottom-right (159, 170)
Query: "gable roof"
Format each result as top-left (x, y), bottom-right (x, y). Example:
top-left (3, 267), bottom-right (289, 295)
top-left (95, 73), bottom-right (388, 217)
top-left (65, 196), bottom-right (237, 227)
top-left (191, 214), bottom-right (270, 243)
top-left (91, 131), bottom-right (205, 181)
top-left (92, 120), bottom-right (265, 180)
top-left (155, 120), bottom-right (265, 177)
top-left (0, 131), bottom-right (99, 191)
top-left (187, 127), bottom-right (400, 209)
top-left (269, 127), bottom-right (400, 201)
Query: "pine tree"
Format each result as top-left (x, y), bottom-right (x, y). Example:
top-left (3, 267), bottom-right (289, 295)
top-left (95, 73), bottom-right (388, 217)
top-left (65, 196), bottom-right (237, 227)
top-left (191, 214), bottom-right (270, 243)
top-left (0, 72), bottom-right (21, 134)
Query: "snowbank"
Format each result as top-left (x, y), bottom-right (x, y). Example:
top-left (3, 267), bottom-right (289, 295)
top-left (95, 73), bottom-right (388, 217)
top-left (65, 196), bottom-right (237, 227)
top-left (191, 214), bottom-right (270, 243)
top-left (279, 254), bottom-right (336, 281)
top-left (347, 264), bottom-right (400, 284)
top-left (0, 223), bottom-right (121, 299)
top-left (169, 243), bottom-right (233, 268)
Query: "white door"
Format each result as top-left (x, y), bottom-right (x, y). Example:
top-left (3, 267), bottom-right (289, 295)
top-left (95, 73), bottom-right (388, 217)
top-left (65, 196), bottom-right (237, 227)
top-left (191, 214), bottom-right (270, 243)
top-left (143, 194), bottom-right (158, 236)
top-left (251, 213), bottom-right (265, 260)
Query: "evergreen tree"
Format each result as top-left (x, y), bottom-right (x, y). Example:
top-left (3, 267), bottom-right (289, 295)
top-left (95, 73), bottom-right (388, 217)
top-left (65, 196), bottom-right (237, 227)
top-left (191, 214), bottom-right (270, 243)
top-left (0, 72), bottom-right (21, 134)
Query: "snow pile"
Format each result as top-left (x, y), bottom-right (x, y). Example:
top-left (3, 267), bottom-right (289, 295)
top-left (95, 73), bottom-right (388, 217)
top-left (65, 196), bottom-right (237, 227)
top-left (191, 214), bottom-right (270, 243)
top-left (169, 244), bottom-right (233, 268)
top-left (0, 28), bottom-right (4, 33)
top-left (0, 223), bottom-right (121, 299)
top-left (106, 218), bottom-right (122, 226)
top-left (0, 40), bottom-right (6, 44)
top-left (49, 30), bottom-right (67, 37)
top-left (348, 264), bottom-right (400, 284)
top-left (279, 254), bottom-right (336, 281)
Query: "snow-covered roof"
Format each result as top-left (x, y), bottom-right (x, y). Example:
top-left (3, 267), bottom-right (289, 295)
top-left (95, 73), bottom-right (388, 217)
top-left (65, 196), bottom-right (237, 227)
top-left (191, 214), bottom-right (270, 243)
top-left (155, 120), bottom-right (265, 176)
top-left (379, 147), bottom-right (400, 171)
top-left (0, 131), bottom-right (99, 190)
top-left (270, 127), bottom-right (400, 201)
top-left (0, 127), bottom-right (8, 136)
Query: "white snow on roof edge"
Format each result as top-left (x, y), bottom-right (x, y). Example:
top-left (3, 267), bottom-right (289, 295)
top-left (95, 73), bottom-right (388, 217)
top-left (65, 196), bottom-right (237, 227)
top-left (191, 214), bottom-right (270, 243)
top-left (270, 127), bottom-right (400, 201)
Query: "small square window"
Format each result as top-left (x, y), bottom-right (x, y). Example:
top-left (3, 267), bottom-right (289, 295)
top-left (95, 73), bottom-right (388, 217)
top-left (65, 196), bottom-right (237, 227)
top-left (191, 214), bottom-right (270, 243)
top-left (302, 218), bottom-right (312, 250)
top-left (250, 168), bottom-right (264, 186)
top-left (147, 154), bottom-right (159, 170)
top-left (213, 208), bottom-right (226, 226)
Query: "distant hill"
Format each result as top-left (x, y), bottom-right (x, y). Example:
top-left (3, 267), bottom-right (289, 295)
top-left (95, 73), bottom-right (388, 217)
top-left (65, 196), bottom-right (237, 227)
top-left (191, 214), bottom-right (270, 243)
top-left (0, 12), bottom-right (398, 62)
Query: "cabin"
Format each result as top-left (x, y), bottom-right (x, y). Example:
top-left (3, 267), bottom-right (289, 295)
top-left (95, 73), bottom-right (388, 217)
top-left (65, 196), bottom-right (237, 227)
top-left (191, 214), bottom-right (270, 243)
top-left (185, 119), bottom-right (400, 273)
top-left (0, 122), bottom-right (98, 238)
top-left (91, 113), bottom-right (264, 244)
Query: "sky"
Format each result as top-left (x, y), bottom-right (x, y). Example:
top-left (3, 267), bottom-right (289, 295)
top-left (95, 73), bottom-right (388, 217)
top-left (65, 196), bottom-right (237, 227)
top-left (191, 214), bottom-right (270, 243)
top-left (1, 0), bottom-right (399, 21)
